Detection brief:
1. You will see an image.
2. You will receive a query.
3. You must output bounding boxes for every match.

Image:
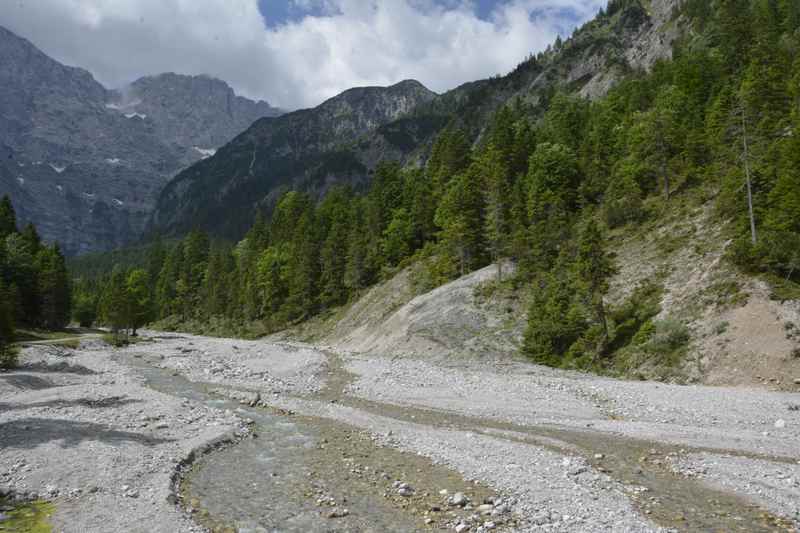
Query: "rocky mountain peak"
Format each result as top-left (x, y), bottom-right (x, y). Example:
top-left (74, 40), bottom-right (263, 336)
top-left (0, 25), bottom-right (282, 255)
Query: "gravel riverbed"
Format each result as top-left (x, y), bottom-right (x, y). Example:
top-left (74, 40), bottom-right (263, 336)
top-left (2, 333), bottom-right (799, 532)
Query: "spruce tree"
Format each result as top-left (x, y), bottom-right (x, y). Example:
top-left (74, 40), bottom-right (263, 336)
top-left (0, 196), bottom-right (16, 240)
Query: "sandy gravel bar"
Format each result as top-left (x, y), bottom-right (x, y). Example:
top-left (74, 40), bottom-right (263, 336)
top-left (0, 340), bottom-right (245, 533)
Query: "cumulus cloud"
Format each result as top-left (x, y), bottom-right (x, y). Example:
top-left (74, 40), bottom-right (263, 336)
top-left (1, 0), bottom-right (605, 110)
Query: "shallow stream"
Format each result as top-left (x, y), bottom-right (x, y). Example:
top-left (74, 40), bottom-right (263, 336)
top-left (122, 354), bottom-right (496, 532)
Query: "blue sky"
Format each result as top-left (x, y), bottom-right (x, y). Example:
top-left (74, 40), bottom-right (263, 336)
top-left (1, 0), bottom-right (606, 110)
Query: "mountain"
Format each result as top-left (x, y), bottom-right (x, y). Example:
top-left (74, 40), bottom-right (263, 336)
top-left (149, 0), bottom-right (682, 241)
top-left (150, 79), bottom-right (438, 239)
top-left (0, 25), bottom-right (281, 255)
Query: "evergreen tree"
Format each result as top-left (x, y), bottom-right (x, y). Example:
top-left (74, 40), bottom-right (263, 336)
top-left (37, 244), bottom-right (71, 329)
top-left (100, 268), bottom-right (129, 334)
top-left (523, 269), bottom-right (586, 366)
top-left (573, 220), bottom-right (616, 354)
top-left (0, 278), bottom-right (16, 368)
top-left (0, 196), bottom-right (16, 240)
top-left (126, 269), bottom-right (152, 335)
top-left (434, 166), bottom-right (486, 276)
top-left (480, 144), bottom-right (512, 281)
top-left (526, 142), bottom-right (581, 270)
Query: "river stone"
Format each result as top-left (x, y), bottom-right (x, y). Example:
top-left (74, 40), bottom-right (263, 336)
top-left (451, 492), bottom-right (468, 506)
top-left (397, 486), bottom-right (415, 497)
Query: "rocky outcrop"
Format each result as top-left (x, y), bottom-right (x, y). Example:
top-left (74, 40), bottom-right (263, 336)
top-left (0, 26), bottom-right (280, 255)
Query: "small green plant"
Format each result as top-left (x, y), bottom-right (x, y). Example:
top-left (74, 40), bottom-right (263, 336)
top-left (51, 339), bottom-right (80, 350)
top-left (102, 332), bottom-right (131, 348)
top-left (647, 319), bottom-right (691, 355)
top-left (0, 346), bottom-right (19, 369)
top-left (713, 321), bottom-right (729, 336)
top-left (704, 280), bottom-right (747, 309)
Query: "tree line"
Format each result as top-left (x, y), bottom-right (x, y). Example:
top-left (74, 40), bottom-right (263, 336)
top-left (74, 0), bottom-right (800, 369)
top-left (0, 196), bottom-right (71, 367)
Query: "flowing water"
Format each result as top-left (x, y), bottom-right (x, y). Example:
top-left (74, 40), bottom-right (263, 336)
top-left (120, 351), bottom-right (796, 533)
top-left (122, 355), bottom-right (492, 532)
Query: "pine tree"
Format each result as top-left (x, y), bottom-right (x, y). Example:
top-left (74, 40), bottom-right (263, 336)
top-left (481, 144), bottom-right (512, 282)
top-left (526, 142), bottom-right (581, 271)
top-left (434, 166), bottom-right (486, 276)
top-left (0, 196), bottom-right (16, 240)
top-left (574, 220), bottom-right (616, 354)
top-left (100, 268), bottom-right (129, 334)
top-left (126, 269), bottom-right (152, 335)
top-left (37, 244), bottom-right (71, 329)
top-left (523, 269), bottom-right (586, 366)
top-left (0, 278), bottom-right (16, 368)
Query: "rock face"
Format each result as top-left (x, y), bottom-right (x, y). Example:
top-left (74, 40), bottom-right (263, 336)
top-left (0, 25), bottom-right (280, 255)
top-left (149, 79), bottom-right (438, 239)
top-left (149, 0), bottom-right (683, 242)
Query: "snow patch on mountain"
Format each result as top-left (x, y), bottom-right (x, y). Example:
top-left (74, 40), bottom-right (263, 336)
top-left (193, 146), bottom-right (217, 158)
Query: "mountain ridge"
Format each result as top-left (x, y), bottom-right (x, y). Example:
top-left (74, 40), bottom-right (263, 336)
top-left (0, 25), bottom-right (281, 255)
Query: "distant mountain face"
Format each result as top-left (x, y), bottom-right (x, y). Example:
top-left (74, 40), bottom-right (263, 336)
top-left (150, 79), bottom-right (439, 239)
top-left (0, 25), bottom-right (281, 255)
top-left (149, 0), bottom-right (683, 241)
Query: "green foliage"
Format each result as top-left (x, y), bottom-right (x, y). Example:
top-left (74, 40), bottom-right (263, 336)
top-left (523, 271), bottom-right (587, 366)
top-left (0, 279), bottom-right (17, 368)
top-left (0, 196), bottom-right (71, 333)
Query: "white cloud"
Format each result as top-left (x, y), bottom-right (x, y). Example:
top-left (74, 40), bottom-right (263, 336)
top-left (1, 0), bottom-right (605, 110)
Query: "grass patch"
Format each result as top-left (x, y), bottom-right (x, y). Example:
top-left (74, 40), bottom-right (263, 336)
top-left (51, 339), bottom-right (81, 350)
top-left (0, 499), bottom-right (54, 532)
top-left (12, 329), bottom-right (83, 343)
top-left (0, 346), bottom-right (19, 369)
top-left (101, 332), bottom-right (148, 348)
top-left (763, 273), bottom-right (800, 302)
top-left (702, 279), bottom-right (748, 309)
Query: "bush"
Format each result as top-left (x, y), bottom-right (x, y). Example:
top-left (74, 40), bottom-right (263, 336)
top-left (647, 319), bottom-right (690, 355)
top-left (0, 346), bottom-right (18, 369)
top-left (102, 332), bottom-right (131, 348)
top-left (73, 295), bottom-right (97, 328)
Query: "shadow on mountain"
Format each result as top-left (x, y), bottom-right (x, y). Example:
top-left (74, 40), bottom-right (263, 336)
top-left (0, 418), bottom-right (174, 449)
top-left (0, 396), bottom-right (142, 413)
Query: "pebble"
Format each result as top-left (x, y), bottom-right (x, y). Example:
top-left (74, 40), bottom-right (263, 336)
top-left (450, 492), bottom-right (468, 507)
top-left (327, 508), bottom-right (349, 518)
top-left (397, 486), bottom-right (415, 497)
top-left (774, 419), bottom-right (786, 429)
top-left (455, 523), bottom-right (469, 532)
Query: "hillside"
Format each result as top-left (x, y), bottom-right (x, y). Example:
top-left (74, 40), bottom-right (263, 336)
top-left (0, 26), bottom-right (280, 255)
top-left (149, 0), bottom-right (682, 241)
top-left (273, 195), bottom-right (800, 389)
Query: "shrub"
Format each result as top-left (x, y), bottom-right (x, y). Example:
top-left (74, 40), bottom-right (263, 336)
top-left (0, 346), bottom-right (18, 369)
top-left (647, 319), bottom-right (690, 355)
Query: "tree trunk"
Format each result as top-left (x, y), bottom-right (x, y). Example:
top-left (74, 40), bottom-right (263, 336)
top-left (741, 111), bottom-right (757, 245)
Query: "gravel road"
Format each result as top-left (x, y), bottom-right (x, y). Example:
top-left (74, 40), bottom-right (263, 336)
top-left (2, 333), bottom-right (798, 532)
